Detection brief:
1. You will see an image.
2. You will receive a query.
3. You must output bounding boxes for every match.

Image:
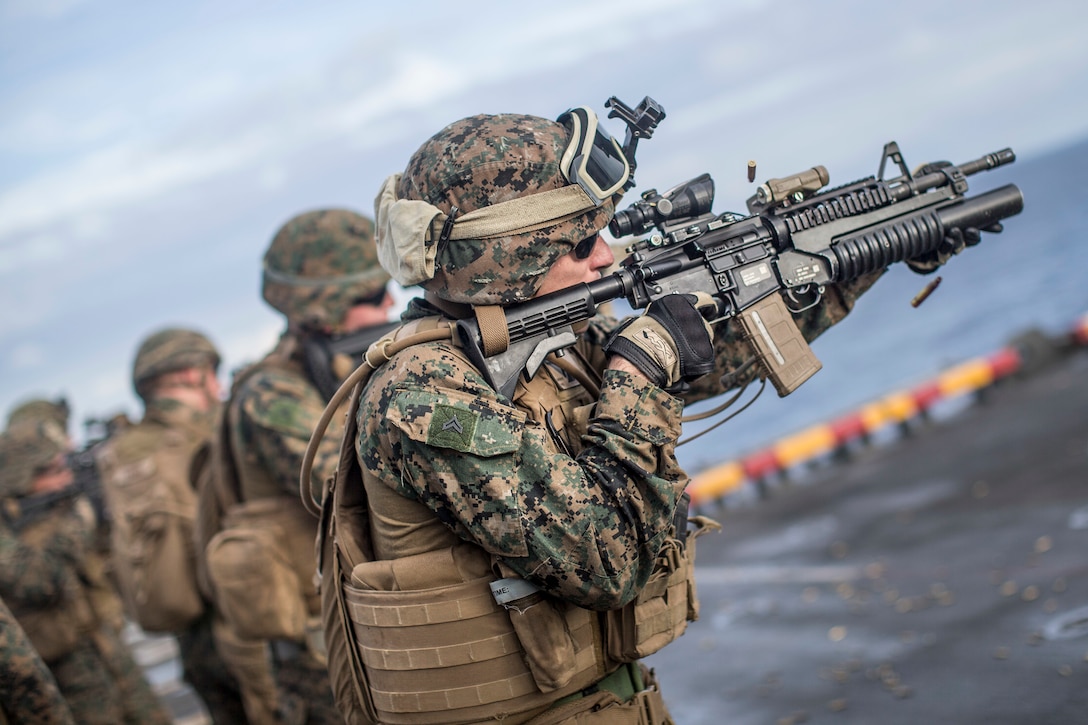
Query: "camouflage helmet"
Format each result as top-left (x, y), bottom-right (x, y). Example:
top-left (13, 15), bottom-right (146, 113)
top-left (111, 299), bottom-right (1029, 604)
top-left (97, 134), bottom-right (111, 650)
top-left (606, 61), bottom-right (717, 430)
top-left (0, 420), bottom-right (69, 498)
top-left (132, 327), bottom-right (221, 400)
top-left (396, 114), bottom-right (614, 305)
top-left (261, 209), bottom-right (391, 333)
top-left (6, 397), bottom-right (70, 431)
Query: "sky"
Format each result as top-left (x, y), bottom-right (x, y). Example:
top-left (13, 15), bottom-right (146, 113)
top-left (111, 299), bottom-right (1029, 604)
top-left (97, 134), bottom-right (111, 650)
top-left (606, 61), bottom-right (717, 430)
top-left (2, 0), bottom-right (1087, 449)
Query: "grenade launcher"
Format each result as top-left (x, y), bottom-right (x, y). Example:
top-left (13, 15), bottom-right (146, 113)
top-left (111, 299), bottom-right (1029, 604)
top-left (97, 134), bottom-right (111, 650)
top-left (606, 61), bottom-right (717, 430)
top-left (455, 141), bottom-right (1024, 400)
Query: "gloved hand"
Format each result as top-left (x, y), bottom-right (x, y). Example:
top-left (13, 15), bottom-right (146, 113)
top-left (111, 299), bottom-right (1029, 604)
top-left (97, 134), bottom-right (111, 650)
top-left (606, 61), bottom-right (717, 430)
top-left (906, 224), bottom-right (1000, 275)
top-left (603, 292), bottom-right (717, 388)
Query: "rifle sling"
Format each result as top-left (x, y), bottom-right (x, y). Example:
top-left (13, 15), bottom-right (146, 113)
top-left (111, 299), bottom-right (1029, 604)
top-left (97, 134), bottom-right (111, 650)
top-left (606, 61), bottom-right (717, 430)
top-left (474, 305), bottom-right (510, 357)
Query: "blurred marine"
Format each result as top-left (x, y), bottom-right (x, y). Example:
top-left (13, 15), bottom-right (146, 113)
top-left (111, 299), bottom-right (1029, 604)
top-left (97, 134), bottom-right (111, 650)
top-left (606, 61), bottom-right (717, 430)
top-left (0, 419), bottom-right (172, 724)
top-left (0, 595), bottom-right (75, 724)
top-left (197, 208), bottom-right (393, 724)
top-left (95, 327), bottom-right (251, 723)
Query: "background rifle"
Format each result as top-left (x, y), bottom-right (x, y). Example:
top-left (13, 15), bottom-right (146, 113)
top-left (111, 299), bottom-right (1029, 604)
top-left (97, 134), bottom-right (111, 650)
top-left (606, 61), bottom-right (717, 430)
top-left (2, 414), bottom-right (129, 531)
top-left (302, 321), bottom-right (403, 401)
top-left (456, 142), bottom-right (1024, 399)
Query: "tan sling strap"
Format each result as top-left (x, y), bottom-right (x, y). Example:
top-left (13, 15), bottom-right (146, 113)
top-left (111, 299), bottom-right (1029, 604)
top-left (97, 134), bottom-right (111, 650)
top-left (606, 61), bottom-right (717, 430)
top-left (318, 376), bottom-right (380, 724)
top-left (474, 304), bottom-right (510, 357)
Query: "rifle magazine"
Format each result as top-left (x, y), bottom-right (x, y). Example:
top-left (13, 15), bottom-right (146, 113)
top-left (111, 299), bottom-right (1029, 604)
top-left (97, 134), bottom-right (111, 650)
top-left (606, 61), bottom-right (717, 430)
top-left (737, 294), bottom-right (822, 397)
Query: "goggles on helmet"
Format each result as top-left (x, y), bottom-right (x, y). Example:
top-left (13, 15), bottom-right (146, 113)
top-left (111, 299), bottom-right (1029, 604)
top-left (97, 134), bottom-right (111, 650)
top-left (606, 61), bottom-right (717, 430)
top-left (557, 107), bottom-right (631, 205)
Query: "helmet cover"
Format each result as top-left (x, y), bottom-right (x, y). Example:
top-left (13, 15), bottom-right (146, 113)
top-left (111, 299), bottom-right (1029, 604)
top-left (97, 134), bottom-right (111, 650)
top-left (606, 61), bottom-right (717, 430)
top-left (6, 397), bottom-right (70, 431)
top-left (132, 327), bottom-right (220, 400)
top-left (0, 420), bottom-right (68, 498)
top-left (262, 209), bottom-right (391, 332)
top-left (397, 114), bottom-right (613, 304)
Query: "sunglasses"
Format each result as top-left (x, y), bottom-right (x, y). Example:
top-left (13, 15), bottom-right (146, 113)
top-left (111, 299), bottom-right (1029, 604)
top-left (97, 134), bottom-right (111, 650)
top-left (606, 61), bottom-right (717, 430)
top-left (573, 234), bottom-right (599, 260)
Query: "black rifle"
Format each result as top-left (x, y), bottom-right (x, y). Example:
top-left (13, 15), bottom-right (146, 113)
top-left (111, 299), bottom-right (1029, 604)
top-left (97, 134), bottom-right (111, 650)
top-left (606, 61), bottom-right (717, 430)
top-left (455, 142), bottom-right (1023, 399)
top-left (2, 415), bottom-right (127, 532)
top-left (302, 322), bottom-right (403, 401)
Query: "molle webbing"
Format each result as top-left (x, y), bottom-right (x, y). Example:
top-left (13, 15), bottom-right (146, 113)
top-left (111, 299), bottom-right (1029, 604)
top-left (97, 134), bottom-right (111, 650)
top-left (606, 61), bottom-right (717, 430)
top-left (627, 516), bottom-right (717, 662)
top-left (606, 534), bottom-right (693, 662)
top-left (343, 560), bottom-right (602, 724)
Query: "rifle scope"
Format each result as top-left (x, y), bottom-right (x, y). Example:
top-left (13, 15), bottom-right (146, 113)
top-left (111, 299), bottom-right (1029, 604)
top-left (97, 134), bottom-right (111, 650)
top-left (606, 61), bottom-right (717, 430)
top-left (609, 174), bottom-right (715, 238)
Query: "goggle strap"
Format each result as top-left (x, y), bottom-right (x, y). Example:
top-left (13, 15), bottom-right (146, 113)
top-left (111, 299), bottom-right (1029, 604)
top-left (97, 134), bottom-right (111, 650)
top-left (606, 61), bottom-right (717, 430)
top-left (432, 184), bottom-right (596, 242)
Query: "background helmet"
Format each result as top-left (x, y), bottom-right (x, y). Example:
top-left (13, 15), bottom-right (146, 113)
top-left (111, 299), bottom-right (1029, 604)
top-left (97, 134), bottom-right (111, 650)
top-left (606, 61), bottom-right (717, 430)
top-left (261, 209), bottom-right (391, 333)
top-left (6, 397), bottom-right (70, 431)
top-left (132, 327), bottom-right (221, 400)
top-left (397, 113), bottom-right (614, 305)
top-left (0, 420), bottom-right (68, 498)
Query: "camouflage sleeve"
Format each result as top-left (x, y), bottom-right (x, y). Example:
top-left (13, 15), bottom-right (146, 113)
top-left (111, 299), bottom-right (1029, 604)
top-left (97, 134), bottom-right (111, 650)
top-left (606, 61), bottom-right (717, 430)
top-left (235, 368), bottom-right (344, 501)
top-left (358, 343), bottom-right (686, 611)
top-left (0, 516), bottom-right (87, 607)
top-left (0, 597), bottom-right (74, 724)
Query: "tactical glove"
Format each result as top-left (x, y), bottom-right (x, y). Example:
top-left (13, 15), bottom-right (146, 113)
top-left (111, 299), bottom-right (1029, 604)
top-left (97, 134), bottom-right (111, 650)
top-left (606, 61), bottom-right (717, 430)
top-left (603, 293), bottom-right (717, 389)
top-left (906, 224), bottom-right (1000, 275)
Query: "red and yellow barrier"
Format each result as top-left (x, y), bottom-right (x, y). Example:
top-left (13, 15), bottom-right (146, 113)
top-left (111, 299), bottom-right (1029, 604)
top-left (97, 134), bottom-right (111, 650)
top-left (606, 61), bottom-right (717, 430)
top-left (687, 314), bottom-right (1087, 507)
top-left (1073, 312), bottom-right (1088, 346)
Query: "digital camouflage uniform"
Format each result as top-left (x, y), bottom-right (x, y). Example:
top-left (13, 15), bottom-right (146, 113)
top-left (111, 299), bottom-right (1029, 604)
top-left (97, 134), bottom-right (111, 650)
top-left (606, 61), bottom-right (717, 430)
top-left (6, 396), bottom-right (126, 636)
top-left (0, 595), bottom-right (74, 725)
top-left (97, 327), bottom-right (249, 725)
top-left (225, 208), bottom-right (390, 725)
top-left (323, 113), bottom-right (882, 724)
top-left (0, 421), bottom-right (171, 725)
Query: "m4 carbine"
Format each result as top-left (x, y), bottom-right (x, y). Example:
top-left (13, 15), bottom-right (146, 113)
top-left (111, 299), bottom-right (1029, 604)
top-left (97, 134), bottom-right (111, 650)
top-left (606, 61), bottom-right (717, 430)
top-left (456, 142), bottom-right (1024, 399)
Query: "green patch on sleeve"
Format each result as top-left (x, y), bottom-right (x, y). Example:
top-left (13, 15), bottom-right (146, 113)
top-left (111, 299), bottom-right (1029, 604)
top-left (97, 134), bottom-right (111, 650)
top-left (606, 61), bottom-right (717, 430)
top-left (427, 404), bottom-right (479, 452)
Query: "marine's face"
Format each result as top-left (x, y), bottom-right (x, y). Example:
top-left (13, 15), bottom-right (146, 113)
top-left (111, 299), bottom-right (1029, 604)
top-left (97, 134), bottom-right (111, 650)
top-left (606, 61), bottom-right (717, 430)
top-left (533, 234), bottom-right (614, 298)
top-left (341, 291), bottom-right (394, 333)
top-left (199, 365), bottom-right (223, 405)
top-left (30, 454), bottom-right (73, 495)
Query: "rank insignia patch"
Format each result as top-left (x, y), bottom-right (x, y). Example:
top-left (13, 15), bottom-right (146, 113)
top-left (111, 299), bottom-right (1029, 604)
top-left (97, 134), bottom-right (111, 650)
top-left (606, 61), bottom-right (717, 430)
top-left (428, 404), bottom-right (478, 452)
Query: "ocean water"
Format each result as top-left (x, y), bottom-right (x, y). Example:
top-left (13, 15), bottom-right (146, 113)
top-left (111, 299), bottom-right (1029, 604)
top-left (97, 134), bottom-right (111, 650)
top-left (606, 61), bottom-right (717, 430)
top-left (673, 136), bottom-right (1088, 475)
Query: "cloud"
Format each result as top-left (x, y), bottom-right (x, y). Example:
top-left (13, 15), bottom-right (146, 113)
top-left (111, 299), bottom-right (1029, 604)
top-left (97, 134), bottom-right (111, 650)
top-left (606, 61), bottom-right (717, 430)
top-left (0, 0), bottom-right (746, 250)
top-left (0, 232), bottom-right (66, 273)
top-left (1, 0), bottom-right (88, 21)
top-left (7, 341), bottom-right (45, 369)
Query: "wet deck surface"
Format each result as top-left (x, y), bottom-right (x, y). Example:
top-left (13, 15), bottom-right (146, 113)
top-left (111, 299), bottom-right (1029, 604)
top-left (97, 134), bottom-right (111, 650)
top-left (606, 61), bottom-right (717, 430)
top-left (650, 349), bottom-right (1088, 724)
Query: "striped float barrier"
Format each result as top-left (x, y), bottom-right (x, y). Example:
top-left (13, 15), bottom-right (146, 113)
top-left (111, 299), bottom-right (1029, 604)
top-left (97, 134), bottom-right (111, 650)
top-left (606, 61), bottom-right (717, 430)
top-left (936, 358), bottom-right (999, 397)
top-left (741, 448), bottom-right (780, 483)
top-left (686, 460), bottom-right (745, 506)
top-left (829, 413), bottom-right (867, 445)
top-left (773, 425), bottom-right (838, 469)
top-left (1073, 313), bottom-right (1088, 346)
top-left (686, 314), bottom-right (1087, 508)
